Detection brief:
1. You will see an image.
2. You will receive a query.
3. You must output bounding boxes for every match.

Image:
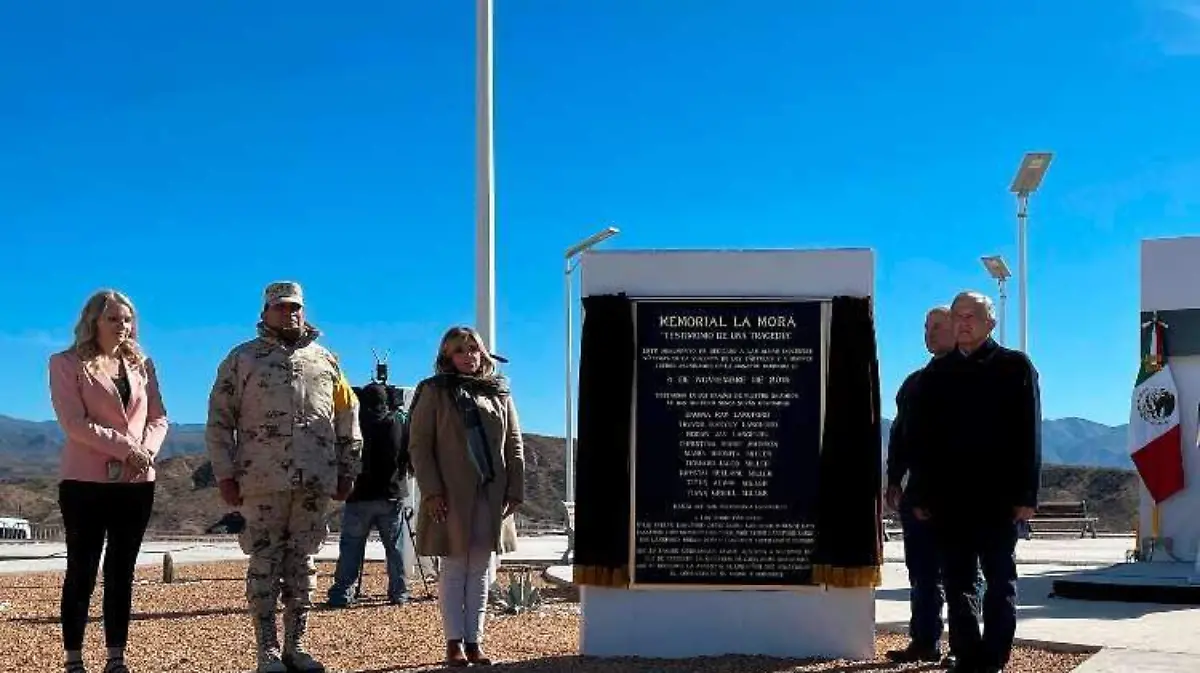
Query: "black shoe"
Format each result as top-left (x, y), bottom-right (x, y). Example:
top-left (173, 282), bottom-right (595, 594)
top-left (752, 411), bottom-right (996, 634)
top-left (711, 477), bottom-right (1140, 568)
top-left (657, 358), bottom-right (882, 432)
top-left (946, 661), bottom-right (980, 673)
top-left (884, 645), bottom-right (941, 663)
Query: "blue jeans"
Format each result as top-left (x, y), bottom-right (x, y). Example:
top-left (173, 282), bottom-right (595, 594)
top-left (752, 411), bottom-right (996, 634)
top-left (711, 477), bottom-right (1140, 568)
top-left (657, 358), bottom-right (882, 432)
top-left (900, 496), bottom-right (945, 650)
top-left (327, 499), bottom-right (409, 605)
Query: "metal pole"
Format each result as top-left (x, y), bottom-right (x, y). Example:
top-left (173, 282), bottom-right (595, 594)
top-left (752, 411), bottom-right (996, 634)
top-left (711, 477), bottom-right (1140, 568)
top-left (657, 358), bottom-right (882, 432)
top-left (997, 278), bottom-right (1007, 346)
top-left (564, 259), bottom-right (575, 503)
top-left (475, 0), bottom-right (496, 351)
top-left (1017, 193), bottom-right (1029, 353)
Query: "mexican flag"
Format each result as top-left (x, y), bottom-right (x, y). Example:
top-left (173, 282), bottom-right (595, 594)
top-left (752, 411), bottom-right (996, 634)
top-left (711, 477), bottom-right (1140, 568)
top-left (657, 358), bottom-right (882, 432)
top-left (1129, 318), bottom-right (1185, 503)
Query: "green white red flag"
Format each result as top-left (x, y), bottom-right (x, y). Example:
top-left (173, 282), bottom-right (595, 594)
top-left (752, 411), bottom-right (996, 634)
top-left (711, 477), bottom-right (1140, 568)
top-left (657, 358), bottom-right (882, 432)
top-left (1128, 317), bottom-right (1185, 503)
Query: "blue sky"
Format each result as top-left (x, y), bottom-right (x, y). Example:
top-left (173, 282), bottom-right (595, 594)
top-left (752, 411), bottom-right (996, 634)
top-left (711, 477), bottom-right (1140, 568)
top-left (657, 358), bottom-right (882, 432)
top-left (3, 0), bottom-right (1200, 434)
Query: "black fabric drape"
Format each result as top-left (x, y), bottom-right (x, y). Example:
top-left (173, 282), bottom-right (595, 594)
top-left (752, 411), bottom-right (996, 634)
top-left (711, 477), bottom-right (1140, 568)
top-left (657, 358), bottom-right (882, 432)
top-left (811, 295), bottom-right (884, 587)
top-left (572, 293), bottom-right (635, 588)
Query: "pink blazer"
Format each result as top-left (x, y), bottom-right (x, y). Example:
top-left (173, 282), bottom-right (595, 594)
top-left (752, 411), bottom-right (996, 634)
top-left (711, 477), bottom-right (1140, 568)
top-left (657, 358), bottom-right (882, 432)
top-left (48, 349), bottom-right (169, 484)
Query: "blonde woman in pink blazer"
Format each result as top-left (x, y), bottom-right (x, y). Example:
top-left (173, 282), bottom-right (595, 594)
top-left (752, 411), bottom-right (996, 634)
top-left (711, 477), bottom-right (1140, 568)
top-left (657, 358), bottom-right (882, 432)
top-left (48, 290), bottom-right (168, 673)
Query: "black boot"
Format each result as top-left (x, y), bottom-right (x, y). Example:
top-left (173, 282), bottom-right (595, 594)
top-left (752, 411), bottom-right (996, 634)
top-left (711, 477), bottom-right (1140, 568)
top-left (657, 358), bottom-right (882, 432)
top-left (884, 643), bottom-right (942, 663)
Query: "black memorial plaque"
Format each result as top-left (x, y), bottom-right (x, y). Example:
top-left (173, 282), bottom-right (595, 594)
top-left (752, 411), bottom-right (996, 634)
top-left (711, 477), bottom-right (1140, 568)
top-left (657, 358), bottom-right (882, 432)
top-left (632, 299), bottom-right (823, 587)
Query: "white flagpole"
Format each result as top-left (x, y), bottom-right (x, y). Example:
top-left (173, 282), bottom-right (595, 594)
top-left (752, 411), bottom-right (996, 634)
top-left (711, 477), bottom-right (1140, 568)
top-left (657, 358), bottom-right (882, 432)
top-left (475, 0), bottom-right (496, 352)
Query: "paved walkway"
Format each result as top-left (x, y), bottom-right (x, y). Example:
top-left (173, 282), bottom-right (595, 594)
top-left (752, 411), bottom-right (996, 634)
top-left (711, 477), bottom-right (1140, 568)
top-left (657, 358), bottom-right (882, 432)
top-left (1071, 649), bottom-right (1200, 672)
top-left (0, 534), bottom-right (570, 574)
top-left (545, 536), bottom-right (1200, 672)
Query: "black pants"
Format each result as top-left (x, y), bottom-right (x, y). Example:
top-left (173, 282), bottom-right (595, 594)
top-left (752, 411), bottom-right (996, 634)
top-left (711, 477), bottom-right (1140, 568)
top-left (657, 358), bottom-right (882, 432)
top-left (58, 480), bottom-right (155, 651)
top-left (938, 514), bottom-right (1019, 670)
top-left (899, 494), bottom-right (944, 650)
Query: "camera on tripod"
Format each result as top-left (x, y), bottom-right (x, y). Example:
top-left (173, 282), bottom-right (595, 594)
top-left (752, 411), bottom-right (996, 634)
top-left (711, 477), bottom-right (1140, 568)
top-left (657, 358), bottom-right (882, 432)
top-left (364, 349), bottom-right (409, 415)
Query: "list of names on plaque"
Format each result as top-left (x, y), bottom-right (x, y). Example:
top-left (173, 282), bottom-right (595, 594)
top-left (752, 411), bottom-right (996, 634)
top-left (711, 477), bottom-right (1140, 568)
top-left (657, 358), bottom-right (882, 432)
top-left (632, 300), bottom-right (823, 586)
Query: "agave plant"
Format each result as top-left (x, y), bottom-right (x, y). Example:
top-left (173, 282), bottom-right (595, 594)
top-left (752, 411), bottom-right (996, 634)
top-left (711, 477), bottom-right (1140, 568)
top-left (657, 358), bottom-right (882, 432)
top-left (492, 568), bottom-right (543, 615)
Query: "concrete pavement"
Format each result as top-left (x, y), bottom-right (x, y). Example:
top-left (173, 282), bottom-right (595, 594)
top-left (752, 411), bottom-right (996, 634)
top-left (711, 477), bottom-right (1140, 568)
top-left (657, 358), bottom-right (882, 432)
top-left (544, 535), bottom-right (1200, 672)
top-left (1071, 649), bottom-right (1200, 672)
top-left (0, 533), bottom-right (571, 575)
top-left (874, 562), bottom-right (1200, 655)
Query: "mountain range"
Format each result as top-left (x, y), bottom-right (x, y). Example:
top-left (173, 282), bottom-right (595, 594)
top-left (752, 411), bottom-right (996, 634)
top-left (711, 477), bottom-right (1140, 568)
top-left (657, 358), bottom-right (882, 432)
top-left (0, 413), bottom-right (1141, 533)
top-left (879, 416), bottom-right (1134, 469)
top-left (0, 413), bottom-right (1134, 481)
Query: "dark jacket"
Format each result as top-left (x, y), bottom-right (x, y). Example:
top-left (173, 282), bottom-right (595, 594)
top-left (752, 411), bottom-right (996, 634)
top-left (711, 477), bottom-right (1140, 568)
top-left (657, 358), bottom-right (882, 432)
top-left (347, 382), bottom-right (410, 503)
top-left (906, 338), bottom-right (1042, 521)
top-left (886, 366), bottom-right (924, 489)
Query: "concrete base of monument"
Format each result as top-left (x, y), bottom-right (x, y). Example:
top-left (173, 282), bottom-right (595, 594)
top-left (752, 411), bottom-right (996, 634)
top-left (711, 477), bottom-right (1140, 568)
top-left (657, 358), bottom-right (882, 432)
top-left (577, 584), bottom-right (876, 660)
top-left (1050, 562), bottom-right (1200, 605)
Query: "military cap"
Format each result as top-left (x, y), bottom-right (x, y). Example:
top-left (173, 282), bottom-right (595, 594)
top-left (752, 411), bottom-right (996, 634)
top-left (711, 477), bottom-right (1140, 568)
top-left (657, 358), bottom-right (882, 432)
top-left (264, 281), bottom-right (304, 307)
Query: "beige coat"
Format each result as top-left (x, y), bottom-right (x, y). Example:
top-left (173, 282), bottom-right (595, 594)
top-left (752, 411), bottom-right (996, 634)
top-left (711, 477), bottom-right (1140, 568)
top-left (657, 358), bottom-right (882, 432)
top-left (409, 376), bottom-right (524, 557)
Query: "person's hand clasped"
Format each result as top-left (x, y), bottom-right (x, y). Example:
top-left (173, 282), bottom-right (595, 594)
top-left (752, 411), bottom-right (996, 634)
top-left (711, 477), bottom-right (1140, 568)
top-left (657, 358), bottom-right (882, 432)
top-left (218, 478), bottom-right (243, 507)
top-left (502, 498), bottom-right (521, 519)
top-left (427, 495), bottom-right (449, 523)
top-left (1013, 506), bottom-right (1036, 522)
top-left (126, 445), bottom-right (153, 475)
top-left (885, 485), bottom-right (903, 512)
top-left (333, 476), bottom-right (354, 501)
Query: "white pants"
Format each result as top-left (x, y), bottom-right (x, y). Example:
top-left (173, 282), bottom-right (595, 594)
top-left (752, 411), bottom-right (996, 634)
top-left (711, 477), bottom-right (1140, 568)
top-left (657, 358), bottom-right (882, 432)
top-left (439, 491), bottom-right (494, 643)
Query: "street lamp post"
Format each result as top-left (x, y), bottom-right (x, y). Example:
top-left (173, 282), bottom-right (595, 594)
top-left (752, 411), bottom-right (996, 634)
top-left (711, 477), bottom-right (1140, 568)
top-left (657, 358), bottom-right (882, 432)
top-left (475, 0), bottom-right (496, 351)
top-left (563, 226), bottom-right (620, 562)
top-left (980, 255), bottom-right (1012, 345)
top-left (1008, 151), bottom-right (1053, 355)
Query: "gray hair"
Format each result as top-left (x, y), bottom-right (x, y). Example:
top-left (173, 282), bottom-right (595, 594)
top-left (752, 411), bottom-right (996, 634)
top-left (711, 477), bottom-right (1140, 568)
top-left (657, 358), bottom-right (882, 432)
top-left (951, 290), bottom-right (997, 322)
top-left (927, 304), bottom-right (951, 317)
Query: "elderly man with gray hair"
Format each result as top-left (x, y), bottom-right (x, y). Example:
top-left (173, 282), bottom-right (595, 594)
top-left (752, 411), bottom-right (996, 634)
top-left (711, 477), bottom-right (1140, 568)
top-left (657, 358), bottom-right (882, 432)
top-left (884, 305), bottom-right (959, 666)
top-left (905, 290), bottom-right (1042, 673)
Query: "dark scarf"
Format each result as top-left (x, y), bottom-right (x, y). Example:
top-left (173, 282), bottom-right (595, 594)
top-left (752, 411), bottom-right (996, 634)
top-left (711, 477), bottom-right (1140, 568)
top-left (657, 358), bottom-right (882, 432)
top-left (431, 373), bottom-right (509, 486)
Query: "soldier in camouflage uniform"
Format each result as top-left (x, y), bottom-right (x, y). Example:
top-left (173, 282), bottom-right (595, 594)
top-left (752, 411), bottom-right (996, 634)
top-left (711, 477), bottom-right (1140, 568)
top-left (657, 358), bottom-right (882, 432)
top-left (205, 281), bottom-right (362, 673)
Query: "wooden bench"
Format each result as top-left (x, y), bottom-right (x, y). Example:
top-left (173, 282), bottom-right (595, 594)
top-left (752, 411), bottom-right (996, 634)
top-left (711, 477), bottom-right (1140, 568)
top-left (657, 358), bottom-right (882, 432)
top-left (882, 513), bottom-right (903, 542)
top-left (1028, 500), bottom-right (1098, 539)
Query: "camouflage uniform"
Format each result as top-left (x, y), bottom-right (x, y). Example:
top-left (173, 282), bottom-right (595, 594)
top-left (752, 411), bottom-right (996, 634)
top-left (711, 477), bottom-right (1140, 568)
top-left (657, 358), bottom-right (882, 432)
top-left (205, 282), bottom-right (362, 673)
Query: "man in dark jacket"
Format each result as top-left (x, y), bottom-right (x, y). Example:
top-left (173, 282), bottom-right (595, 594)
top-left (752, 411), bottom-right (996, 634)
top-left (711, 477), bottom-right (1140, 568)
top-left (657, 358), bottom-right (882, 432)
top-left (907, 291), bottom-right (1042, 673)
top-left (326, 381), bottom-right (412, 606)
top-left (884, 305), bottom-right (957, 665)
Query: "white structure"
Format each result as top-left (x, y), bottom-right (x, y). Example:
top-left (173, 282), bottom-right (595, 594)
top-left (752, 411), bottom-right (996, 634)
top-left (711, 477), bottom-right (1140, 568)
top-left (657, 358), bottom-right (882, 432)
top-left (1139, 237), bottom-right (1200, 562)
top-left (576, 248), bottom-right (876, 660)
top-left (0, 517), bottom-right (32, 540)
top-left (475, 0), bottom-right (496, 352)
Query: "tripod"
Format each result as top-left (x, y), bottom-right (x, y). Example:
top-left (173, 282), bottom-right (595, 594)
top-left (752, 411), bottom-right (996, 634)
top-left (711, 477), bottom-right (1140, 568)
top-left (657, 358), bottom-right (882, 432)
top-left (348, 348), bottom-right (435, 600)
top-left (350, 502), bottom-right (433, 600)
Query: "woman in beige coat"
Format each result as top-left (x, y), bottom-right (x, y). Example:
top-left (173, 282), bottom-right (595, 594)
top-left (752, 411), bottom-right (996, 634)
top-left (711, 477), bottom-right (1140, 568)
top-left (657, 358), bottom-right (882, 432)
top-left (409, 326), bottom-right (525, 667)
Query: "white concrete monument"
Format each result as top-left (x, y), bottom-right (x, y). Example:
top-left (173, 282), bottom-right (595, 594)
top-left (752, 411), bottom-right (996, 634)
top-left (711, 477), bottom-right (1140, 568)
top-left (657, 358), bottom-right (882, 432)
top-left (1139, 236), bottom-right (1200, 563)
top-left (575, 248), bottom-right (877, 660)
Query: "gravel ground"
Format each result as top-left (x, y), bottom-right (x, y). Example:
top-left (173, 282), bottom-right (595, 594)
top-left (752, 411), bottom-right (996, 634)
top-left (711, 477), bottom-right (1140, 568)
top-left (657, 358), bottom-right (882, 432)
top-left (0, 560), bottom-right (1094, 672)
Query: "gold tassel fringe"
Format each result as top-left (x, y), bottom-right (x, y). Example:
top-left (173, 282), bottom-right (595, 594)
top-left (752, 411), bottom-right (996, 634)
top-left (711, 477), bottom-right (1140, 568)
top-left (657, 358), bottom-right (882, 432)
top-left (573, 564), bottom-right (630, 588)
top-left (571, 564), bottom-right (881, 589)
top-left (811, 564), bottom-right (882, 588)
